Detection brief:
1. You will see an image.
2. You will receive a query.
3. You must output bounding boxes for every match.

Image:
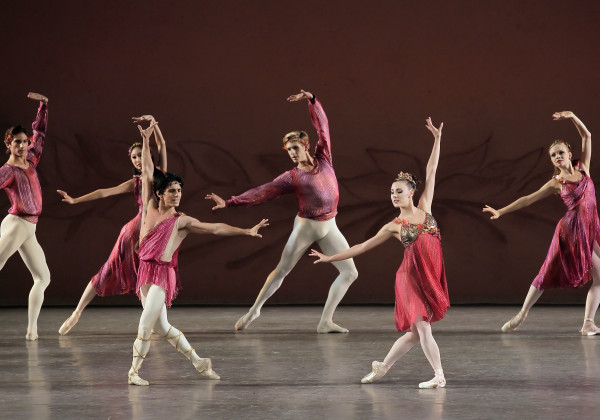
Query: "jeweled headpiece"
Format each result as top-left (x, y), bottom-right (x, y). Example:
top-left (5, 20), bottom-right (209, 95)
top-left (128, 142), bottom-right (142, 156)
top-left (395, 171), bottom-right (416, 185)
top-left (549, 139), bottom-right (571, 152)
top-left (4, 135), bottom-right (12, 147)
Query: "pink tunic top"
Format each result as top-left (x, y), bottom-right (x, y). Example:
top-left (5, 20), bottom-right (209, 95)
top-left (0, 103), bottom-right (48, 224)
top-left (225, 98), bottom-right (339, 221)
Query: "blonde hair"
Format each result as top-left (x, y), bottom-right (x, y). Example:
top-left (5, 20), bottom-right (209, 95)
top-left (549, 139), bottom-right (572, 176)
top-left (282, 130), bottom-right (309, 149)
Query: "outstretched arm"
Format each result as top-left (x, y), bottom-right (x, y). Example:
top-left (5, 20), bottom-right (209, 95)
top-left (482, 179), bottom-right (560, 219)
top-left (138, 122), bottom-right (158, 217)
top-left (57, 179), bottom-right (135, 204)
top-left (288, 90), bottom-right (332, 163)
top-left (182, 216), bottom-right (269, 237)
top-left (553, 111), bottom-right (591, 171)
top-left (133, 115), bottom-right (167, 171)
top-left (418, 117), bottom-right (443, 214)
top-left (309, 223), bottom-right (395, 263)
top-left (27, 92), bottom-right (49, 167)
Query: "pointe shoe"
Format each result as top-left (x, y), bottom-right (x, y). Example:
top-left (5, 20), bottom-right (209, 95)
top-left (193, 358), bottom-right (220, 380)
top-left (361, 361), bottom-right (389, 384)
top-left (234, 312), bottom-right (257, 331)
top-left (58, 312), bottom-right (81, 335)
top-left (501, 312), bottom-right (526, 333)
top-left (580, 319), bottom-right (600, 336)
top-left (128, 372), bottom-right (149, 386)
top-left (25, 333), bottom-right (38, 341)
top-left (418, 375), bottom-right (446, 389)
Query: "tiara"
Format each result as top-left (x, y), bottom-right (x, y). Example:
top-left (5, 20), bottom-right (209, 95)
top-left (549, 140), bottom-right (571, 151)
top-left (128, 142), bottom-right (142, 156)
top-left (395, 171), bottom-right (416, 184)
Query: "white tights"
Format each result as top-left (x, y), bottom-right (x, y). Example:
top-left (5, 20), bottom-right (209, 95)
top-left (243, 216), bottom-right (358, 331)
top-left (0, 214), bottom-right (50, 340)
top-left (382, 318), bottom-right (444, 377)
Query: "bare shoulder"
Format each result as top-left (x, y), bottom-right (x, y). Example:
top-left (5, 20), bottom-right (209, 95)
top-left (545, 178), bottom-right (563, 194)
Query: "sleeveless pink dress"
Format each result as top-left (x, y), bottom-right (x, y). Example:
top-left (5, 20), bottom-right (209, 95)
top-left (136, 214), bottom-right (182, 307)
top-left (532, 167), bottom-right (600, 289)
top-left (394, 213), bottom-right (450, 331)
top-left (91, 176), bottom-right (142, 296)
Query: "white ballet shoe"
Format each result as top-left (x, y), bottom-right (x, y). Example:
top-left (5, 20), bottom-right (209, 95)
top-left (235, 311), bottom-right (259, 331)
top-left (193, 357), bottom-right (220, 380)
top-left (501, 312), bottom-right (526, 333)
top-left (317, 321), bottom-right (349, 334)
top-left (580, 318), bottom-right (600, 336)
top-left (58, 312), bottom-right (81, 335)
top-left (25, 332), bottom-right (38, 341)
top-left (361, 361), bottom-right (389, 384)
top-left (418, 375), bottom-right (446, 389)
top-left (128, 372), bottom-right (149, 386)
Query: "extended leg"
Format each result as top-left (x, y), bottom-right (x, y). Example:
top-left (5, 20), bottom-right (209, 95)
top-left (58, 281), bottom-right (97, 335)
top-left (582, 246), bottom-right (600, 335)
top-left (316, 221), bottom-right (358, 333)
top-left (501, 285), bottom-right (543, 332)
top-left (235, 217), bottom-right (317, 330)
top-left (414, 319), bottom-right (445, 389)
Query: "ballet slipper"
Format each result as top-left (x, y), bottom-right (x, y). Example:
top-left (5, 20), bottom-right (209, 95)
top-left (25, 332), bottom-right (38, 341)
top-left (501, 312), bottom-right (526, 333)
top-left (580, 318), bottom-right (600, 336)
top-left (234, 311), bottom-right (259, 331)
top-left (418, 374), bottom-right (446, 389)
top-left (317, 320), bottom-right (349, 334)
top-left (193, 357), bottom-right (220, 380)
top-left (58, 312), bottom-right (81, 335)
top-left (128, 371), bottom-right (149, 386)
top-left (361, 361), bottom-right (389, 384)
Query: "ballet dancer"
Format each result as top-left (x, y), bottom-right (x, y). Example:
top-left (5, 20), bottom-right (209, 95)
top-left (57, 115), bottom-right (166, 335)
top-left (128, 121), bottom-right (268, 386)
top-left (484, 111), bottom-right (600, 335)
top-left (0, 92), bottom-right (49, 340)
top-left (310, 118), bottom-right (450, 388)
top-left (206, 90), bottom-right (358, 333)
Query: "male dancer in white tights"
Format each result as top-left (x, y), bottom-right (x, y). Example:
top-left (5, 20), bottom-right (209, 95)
top-left (0, 92), bottom-right (50, 340)
top-left (206, 90), bottom-right (358, 333)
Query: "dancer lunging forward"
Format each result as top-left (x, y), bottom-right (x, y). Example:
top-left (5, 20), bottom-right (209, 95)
top-left (206, 90), bottom-right (358, 333)
top-left (1, 92), bottom-right (50, 341)
top-left (57, 115), bottom-right (166, 335)
top-left (311, 118), bottom-right (449, 388)
top-left (128, 121), bottom-right (268, 386)
top-left (484, 111), bottom-right (600, 336)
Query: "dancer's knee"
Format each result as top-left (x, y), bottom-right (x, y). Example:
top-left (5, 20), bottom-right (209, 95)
top-left (33, 273), bottom-right (50, 290)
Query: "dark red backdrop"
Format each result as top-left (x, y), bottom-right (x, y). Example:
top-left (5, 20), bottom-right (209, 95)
top-left (1, 1), bottom-right (599, 306)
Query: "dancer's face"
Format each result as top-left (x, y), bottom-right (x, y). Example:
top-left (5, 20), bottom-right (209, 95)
top-left (549, 144), bottom-right (571, 169)
top-left (284, 140), bottom-right (309, 165)
top-left (159, 181), bottom-right (182, 208)
top-left (390, 181), bottom-right (414, 208)
top-left (130, 146), bottom-right (142, 171)
top-left (7, 133), bottom-right (29, 158)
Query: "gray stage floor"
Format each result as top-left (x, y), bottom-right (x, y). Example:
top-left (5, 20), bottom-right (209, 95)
top-left (1, 305), bottom-right (599, 419)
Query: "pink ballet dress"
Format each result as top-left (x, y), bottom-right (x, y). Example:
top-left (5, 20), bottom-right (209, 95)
top-left (136, 214), bottom-right (182, 308)
top-left (532, 167), bottom-right (600, 290)
top-left (91, 176), bottom-right (142, 296)
top-left (394, 213), bottom-right (450, 331)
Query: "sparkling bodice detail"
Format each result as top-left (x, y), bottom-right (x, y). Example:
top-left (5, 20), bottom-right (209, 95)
top-left (395, 213), bottom-right (441, 248)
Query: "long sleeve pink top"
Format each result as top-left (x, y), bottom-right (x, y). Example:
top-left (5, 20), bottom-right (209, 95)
top-left (0, 103), bottom-right (48, 224)
top-left (225, 98), bottom-right (339, 221)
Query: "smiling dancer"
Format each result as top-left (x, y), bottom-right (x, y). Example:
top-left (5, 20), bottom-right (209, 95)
top-left (484, 111), bottom-right (600, 335)
top-left (311, 118), bottom-right (449, 388)
top-left (57, 115), bottom-right (167, 335)
top-left (128, 122), bottom-right (268, 386)
top-left (206, 90), bottom-right (358, 333)
top-left (0, 92), bottom-right (49, 340)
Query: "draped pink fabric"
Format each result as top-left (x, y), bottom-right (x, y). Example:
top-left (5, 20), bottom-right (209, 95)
top-left (91, 176), bottom-right (142, 296)
top-left (0, 103), bottom-right (47, 224)
top-left (225, 98), bottom-right (339, 221)
top-left (136, 214), bottom-right (182, 307)
top-left (532, 167), bottom-right (600, 289)
top-left (394, 213), bottom-right (450, 331)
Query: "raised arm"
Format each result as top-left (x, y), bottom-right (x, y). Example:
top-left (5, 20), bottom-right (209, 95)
top-left (26, 92), bottom-right (49, 167)
top-left (57, 179), bottom-right (135, 204)
top-left (482, 179), bottom-right (560, 219)
top-left (138, 122), bottom-right (158, 217)
top-left (309, 223), bottom-right (395, 263)
top-left (288, 90), bottom-right (331, 163)
top-left (133, 115), bottom-right (167, 171)
top-left (418, 118), bottom-right (443, 214)
top-left (553, 111), bottom-right (591, 171)
top-left (181, 216), bottom-right (269, 237)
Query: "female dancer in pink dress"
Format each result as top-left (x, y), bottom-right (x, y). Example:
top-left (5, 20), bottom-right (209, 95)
top-left (310, 118), bottom-right (450, 388)
top-left (1, 92), bottom-right (50, 340)
top-left (206, 90), bottom-right (358, 333)
top-left (128, 122), bottom-right (268, 386)
top-left (56, 115), bottom-right (166, 335)
top-left (484, 111), bottom-right (600, 335)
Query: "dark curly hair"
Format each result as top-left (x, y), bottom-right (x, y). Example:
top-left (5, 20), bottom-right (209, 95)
top-left (4, 125), bottom-right (29, 155)
top-left (154, 171), bottom-right (184, 196)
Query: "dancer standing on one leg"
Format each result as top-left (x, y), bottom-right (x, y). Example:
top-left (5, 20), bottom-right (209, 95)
top-left (206, 90), bottom-right (358, 333)
top-left (310, 118), bottom-right (450, 388)
top-left (57, 115), bottom-right (167, 335)
top-left (484, 111), bottom-right (600, 335)
top-left (128, 121), bottom-right (268, 386)
top-left (0, 92), bottom-right (50, 341)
